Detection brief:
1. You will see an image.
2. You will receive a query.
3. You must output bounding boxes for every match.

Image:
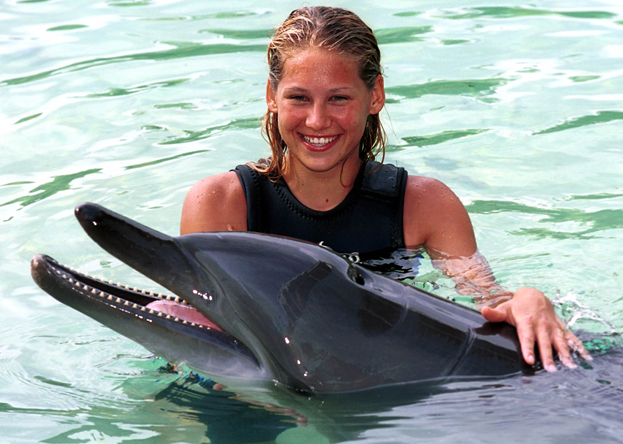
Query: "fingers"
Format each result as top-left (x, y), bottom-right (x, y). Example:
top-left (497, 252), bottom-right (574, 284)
top-left (534, 321), bottom-right (592, 371)
top-left (480, 305), bottom-right (509, 323)
top-left (515, 322), bottom-right (537, 366)
top-left (479, 289), bottom-right (592, 372)
top-left (538, 322), bottom-right (566, 371)
top-left (565, 330), bottom-right (593, 361)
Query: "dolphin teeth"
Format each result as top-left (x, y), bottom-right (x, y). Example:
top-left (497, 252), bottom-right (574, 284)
top-left (182, 300), bottom-right (188, 305)
top-left (107, 295), bottom-right (113, 300)
top-left (182, 320), bottom-right (187, 324)
top-left (149, 310), bottom-right (155, 314)
top-left (140, 307), bottom-right (146, 312)
top-left (124, 301), bottom-right (129, 306)
top-left (158, 293), bottom-right (163, 299)
top-left (125, 285), bottom-right (130, 290)
top-left (157, 312), bottom-right (163, 317)
top-left (174, 317), bottom-right (179, 322)
top-left (141, 289), bottom-right (147, 295)
top-left (166, 295), bottom-right (172, 301)
top-left (68, 278), bottom-right (74, 284)
top-left (116, 298), bottom-right (121, 303)
top-left (174, 297), bottom-right (180, 303)
top-left (109, 280), bottom-right (114, 285)
top-left (117, 282), bottom-right (122, 287)
top-left (99, 292), bottom-right (106, 297)
top-left (149, 291), bottom-right (155, 296)
top-left (62, 274), bottom-right (67, 279)
top-left (91, 289), bottom-right (97, 294)
top-left (165, 315), bottom-right (171, 319)
top-left (133, 287), bottom-right (138, 292)
top-left (132, 303), bottom-right (138, 309)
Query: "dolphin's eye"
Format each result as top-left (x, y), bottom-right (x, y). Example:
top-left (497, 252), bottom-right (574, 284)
top-left (347, 267), bottom-right (365, 285)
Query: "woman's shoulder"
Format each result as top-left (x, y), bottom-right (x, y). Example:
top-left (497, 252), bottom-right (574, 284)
top-left (180, 171), bottom-right (247, 235)
top-left (403, 174), bottom-right (476, 254)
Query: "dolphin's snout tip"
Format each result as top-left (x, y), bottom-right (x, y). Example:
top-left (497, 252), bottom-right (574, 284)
top-left (30, 254), bottom-right (48, 281)
top-left (75, 202), bottom-right (104, 225)
top-left (31, 254), bottom-right (41, 269)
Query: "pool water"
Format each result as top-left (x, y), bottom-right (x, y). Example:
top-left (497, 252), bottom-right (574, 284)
top-left (2, 0), bottom-right (623, 442)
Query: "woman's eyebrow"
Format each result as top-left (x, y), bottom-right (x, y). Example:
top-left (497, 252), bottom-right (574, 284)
top-left (282, 86), bottom-right (355, 93)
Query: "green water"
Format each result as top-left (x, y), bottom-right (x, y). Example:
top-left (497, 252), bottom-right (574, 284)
top-left (1, 1), bottom-right (622, 442)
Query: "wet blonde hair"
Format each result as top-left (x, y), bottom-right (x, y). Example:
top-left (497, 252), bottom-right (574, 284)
top-left (258, 6), bottom-right (386, 178)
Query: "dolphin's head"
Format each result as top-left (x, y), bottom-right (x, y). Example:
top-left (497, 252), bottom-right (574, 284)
top-left (33, 203), bottom-right (384, 393)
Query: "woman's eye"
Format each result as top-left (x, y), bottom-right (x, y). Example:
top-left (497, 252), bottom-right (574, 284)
top-left (330, 95), bottom-right (349, 102)
top-left (288, 95), bottom-right (308, 102)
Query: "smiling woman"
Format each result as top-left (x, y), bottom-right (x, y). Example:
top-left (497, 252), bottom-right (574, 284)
top-left (180, 5), bottom-right (590, 374)
top-left (3, 0), bottom-right (623, 442)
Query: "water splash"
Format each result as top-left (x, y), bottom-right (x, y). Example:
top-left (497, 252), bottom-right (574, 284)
top-left (553, 290), bottom-right (616, 333)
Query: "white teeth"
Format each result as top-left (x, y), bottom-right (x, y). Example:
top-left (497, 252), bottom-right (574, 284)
top-left (303, 135), bottom-right (337, 146)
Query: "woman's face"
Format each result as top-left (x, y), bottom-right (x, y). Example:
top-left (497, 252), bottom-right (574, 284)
top-left (266, 48), bottom-right (385, 175)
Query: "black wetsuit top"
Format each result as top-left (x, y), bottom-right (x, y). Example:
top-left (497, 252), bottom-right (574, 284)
top-left (234, 161), bottom-right (408, 254)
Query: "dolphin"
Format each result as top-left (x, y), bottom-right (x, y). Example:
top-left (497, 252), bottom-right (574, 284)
top-left (31, 203), bottom-right (535, 394)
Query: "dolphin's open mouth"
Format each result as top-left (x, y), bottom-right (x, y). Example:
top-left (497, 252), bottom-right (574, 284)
top-left (32, 254), bottom-right (234, 340)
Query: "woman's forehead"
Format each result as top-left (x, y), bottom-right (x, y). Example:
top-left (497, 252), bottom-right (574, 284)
top-left (279, 48), bottom-right (363, 87)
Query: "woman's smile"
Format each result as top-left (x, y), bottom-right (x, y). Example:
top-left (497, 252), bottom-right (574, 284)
top-left (300, 134), bottom-right (340, 150)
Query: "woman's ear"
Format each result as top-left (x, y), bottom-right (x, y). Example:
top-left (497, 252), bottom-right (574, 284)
top-left (266, 80), bottom-right (278, 113)
top-left (369, 75), bottom-right (385, 115)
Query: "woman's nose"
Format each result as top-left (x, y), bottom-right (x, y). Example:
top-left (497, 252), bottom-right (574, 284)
top-left (305, 102), bottom-right (331, 130)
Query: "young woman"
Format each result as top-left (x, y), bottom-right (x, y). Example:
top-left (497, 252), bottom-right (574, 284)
top-left (181, 6), bottom-right (589, 371)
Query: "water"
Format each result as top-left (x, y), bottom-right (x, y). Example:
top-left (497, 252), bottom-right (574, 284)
top-left (2, 0), bottom-right (623, 442)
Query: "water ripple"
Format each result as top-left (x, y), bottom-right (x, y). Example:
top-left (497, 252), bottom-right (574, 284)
top-left (402, 129), bottom-right (486, 148)
top-left (82, 78), bottom-right (190, 99)
top-left (375, 26), bottom-right (433, 45)
top-left (0, 168), bottom-right (101, 211)
top-left (125, 149), bottom-right (209, 170)
top-left (198, 28), bottom-right (271, 40)
top-left (466, 200), bottom-right (623, 239)
top-left (386, 78), bottom-right (506, 101)
top-left (533, 110), bottom-right (623, 135)
top-left (159, 117), bottom-right (261, 145)
top-left (0, 41), bottom-right (266, 87)
top-left (439, 6), bottom-right (617, 21)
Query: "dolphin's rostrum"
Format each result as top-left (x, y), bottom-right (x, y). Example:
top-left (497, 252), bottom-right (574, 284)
top-left (31, 203), bottom-right (535, 394)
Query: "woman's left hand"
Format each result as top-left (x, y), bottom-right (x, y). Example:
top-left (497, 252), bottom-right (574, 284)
top-left (480, 287), bottom-right (591, 371)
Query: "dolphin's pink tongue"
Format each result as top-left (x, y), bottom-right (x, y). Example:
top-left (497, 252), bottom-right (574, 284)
top-left (145, 300), bottom-right (223, 331)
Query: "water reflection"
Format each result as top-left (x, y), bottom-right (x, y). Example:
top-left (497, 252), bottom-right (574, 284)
top-left (48, 345), bottom-right (622, 444)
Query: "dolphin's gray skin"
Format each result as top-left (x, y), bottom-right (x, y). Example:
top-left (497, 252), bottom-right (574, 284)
top-left (31, 203), bottom-right (535, 394)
